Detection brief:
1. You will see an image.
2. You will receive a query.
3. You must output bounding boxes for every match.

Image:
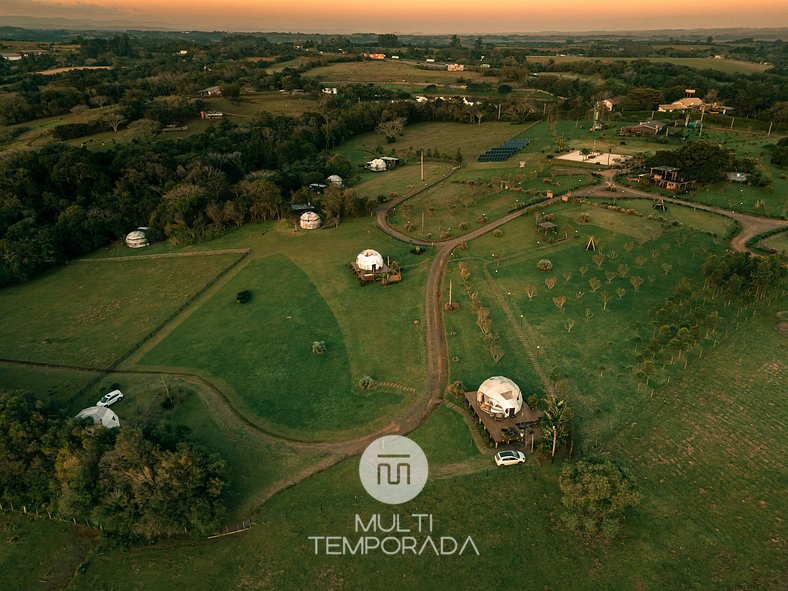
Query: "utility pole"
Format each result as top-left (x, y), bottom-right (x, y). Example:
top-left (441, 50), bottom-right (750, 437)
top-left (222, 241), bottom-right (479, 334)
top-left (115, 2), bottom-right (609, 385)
top-left (420, 149), bottom-right (425, 181)
top-left (698, 107), bottom-right (705, 138)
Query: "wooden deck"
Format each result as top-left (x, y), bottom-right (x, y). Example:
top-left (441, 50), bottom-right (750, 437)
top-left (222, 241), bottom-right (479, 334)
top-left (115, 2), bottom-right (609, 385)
top-left (464, 390), bottom-right (544, 449)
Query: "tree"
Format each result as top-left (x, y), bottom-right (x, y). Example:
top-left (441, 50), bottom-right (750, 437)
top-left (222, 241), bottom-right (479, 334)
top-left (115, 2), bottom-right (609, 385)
top-left (600, 291), bottom-right (611, 311)
top-left (376, 117), bottom-right (405, 142)
top-left (629, 276), bottom-right (644, 291)
top-left (223, 84), bottom-right (241, 103)
top-left (559, 457), bottom-right (641, 539)
top-left (102, 112), bottom-right (126, 132)
top-left (553, 295), bottom-right (567, 311)
top-left (525, 285), bottom-right (537, 300)
top-left (541, 395), bottom-right (573, 458)
top-left (545, 276), bottom-right (557, 290)
top-left (588, 277), bottom-right (602, 293)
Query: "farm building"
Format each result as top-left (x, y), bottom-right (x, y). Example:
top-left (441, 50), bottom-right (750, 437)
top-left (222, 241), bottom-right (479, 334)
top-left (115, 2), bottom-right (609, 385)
top-left (476, 376), bottom-right (523, 418)
top-left (366, 158), bottom-right (387, 172)
top-left (200, 111), bottom-right (223, 119)
top-left (380, 157), bottom-right (400, 169)
top-left (198, 85), bottom-right (221, 96)
top-left (299, 211), bottom-right (322, 229)
top-left (447, 64), bottom-right (465, 71)
top-left (327, 174), bottom-right (343, 187)
top-left (125, 230), bottom-right (149, 248)
top-left (76, 406), bottom-right (120, 429)
top-left (650, 166), bottom-right (696, 191)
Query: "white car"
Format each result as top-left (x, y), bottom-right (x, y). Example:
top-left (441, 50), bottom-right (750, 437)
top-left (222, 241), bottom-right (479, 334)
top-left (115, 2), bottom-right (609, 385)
top-left (96, 389), bottom-right (123, 407)
top-left (494, 450), bottom-right (526, 466)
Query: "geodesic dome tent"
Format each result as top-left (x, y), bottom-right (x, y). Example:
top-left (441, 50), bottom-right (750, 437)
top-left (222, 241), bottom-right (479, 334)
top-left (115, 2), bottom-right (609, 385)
top-left (125, 230), bottom-right (149, 248)
top-left (76, 406), bottom-right (120, 429)
top-left (367, 158), bottom-right (386, 172)
top-left (355, 249), bottom-right (385, 271)
top-left (299, 211), bottom-right (322, 230)
top-left (477, 376), bottom-right (523, 418)
top-left (326, 174), bottom-right (343, 187)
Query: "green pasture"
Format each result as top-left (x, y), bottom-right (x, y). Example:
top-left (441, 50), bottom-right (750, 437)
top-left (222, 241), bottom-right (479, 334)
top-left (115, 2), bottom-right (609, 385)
top-left (125, 219), bottom-right (429, 439)
top-left (306, 60), bottom-right (489, 85)
top-left (0, 253), bottom-right (242, 368)
top-left (758, 229), bottom-right (788, 253)
top-left (350, 162), bottom-right (452, 197)
top-left (594, 198), bottom-right (736, 236)
top-left (0, 513), bottom-right (98, 591)
top-left (525, 55), bottom-right (770, 75)
top-left (335, 121), bottom-right (537, 171)
top-left (200, 92), bottom-right (319, 117)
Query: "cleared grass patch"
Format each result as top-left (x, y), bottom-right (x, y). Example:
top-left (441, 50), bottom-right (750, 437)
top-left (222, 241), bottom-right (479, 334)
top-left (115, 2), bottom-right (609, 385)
top-left (306, 59), bottom-right (490, 84)
top-left (0, 253), bottom-right (242, 368)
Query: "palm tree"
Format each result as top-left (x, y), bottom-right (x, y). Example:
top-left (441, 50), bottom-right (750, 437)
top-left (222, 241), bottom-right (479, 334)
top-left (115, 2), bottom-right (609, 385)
top-left (541, 396), bottom-right (573, 458)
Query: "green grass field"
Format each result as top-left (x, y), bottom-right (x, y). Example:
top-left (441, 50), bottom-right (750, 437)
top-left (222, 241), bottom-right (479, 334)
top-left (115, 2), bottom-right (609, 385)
top-left (0, 253), bottom-right (242, 368)
top-left (306, 60), bottom-right (489, 84)
top-left (758, 229), bottom-right (788, 253)
top-left (525, 55), bottom-right (770, 75)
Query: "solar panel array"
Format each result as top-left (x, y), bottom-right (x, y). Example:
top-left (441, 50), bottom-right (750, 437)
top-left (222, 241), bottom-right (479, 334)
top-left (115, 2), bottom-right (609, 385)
top-left (477, 139), bottom-right (530, 162)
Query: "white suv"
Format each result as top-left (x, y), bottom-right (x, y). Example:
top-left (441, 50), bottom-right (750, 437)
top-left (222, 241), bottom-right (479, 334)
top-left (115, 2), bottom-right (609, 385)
top-left (494, 450), bottom-right (526, 466)
top-left (96, 389), bottom-right (123, 407)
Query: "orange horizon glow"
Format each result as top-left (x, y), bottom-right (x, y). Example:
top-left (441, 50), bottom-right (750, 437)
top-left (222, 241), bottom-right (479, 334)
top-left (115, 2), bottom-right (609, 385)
top-left (1, 0), bottom-right (787, 33)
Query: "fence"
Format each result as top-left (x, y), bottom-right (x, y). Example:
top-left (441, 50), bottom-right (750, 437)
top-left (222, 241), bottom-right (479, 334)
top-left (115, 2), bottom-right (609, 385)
top-left (0, 501), bottom-right (255, 540)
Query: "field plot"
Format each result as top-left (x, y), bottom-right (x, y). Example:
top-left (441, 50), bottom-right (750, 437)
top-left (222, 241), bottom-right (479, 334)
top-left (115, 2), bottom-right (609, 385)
top-left (597, 198), bottom-right (736, 236)
top-left (758, 229), bottom-right (788, 253)
top-left (136, 219), bottom-right (430, 438)
top-left (351, 162), bottom-right (452, 198)
top-left (306, 60), bottom-right (489, 84)
top-left (140, 255), bottom-right (361, 434)
top-left (525, 55), bottom-right (770, 75)
top-left (200, 92), bottom-right (319, 117)
top-left (0, 513), bottom-right (98, 591)
top-left (337, 121), bottom-right (537, 171)
top-left (0, 253), bottom-right (242, 368)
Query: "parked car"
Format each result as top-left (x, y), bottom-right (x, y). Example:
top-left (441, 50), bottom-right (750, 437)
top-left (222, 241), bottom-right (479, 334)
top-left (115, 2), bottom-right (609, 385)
top-left (96, 389), bottom-right (123, 407)
top-left (494, 450), bottom-right (526, 466)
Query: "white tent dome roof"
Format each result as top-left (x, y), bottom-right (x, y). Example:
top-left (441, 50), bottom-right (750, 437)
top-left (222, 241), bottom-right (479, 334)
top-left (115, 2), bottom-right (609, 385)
top-left (76, 406), bottom-right (120, 429)
top-left (356, 249), bottom-right (384, 271)
top-left (327, 174), bottom-right (343, 184)
top-left (125, 230), bottom-right (148, 248)
top-left (299, 211), bottom-right (322, 229)
top-left (368, 158), bottom-right (386, 171)
top-left (477, 376), bottom-right (523, 413)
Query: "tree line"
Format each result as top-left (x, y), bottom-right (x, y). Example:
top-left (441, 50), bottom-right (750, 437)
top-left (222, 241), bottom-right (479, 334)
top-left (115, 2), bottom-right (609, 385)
top-left (0, 390), bottom-right (226, 540)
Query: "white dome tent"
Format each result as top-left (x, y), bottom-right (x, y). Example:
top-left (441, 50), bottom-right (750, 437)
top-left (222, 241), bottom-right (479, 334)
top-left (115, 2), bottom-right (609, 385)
top-left (76, 406), bottom-right (120, 429)
top-left (326, 174), bottom-right (343, 187)
top-left (366, 158), bottom-right (387, 172)
top-left (299, 211), bottom-right (322, 230)
top-left (125, 230), bottom-right (149, 248)
top-left (355, 249), bottom-right (385, 271)
top-left (477, 376), bottom-right (523, 418)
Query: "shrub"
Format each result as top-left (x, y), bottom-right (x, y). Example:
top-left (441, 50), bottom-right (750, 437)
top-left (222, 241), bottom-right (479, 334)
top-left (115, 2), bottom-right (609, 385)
top-left (537, 259), bottom-right (553, 272)
top-left (359, 376), bottom-right (375, 390)
top-left (446, 381), bottom-right (465, 396)
top-left (312, 341), bottom-right (326, 355)
top-left (527, 394), bottom-right (538, 410)
top-left (493, 228), bottom-right (503, 237)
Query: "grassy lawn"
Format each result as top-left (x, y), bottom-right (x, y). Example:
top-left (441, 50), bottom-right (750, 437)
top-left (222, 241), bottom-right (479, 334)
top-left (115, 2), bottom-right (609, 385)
top-left (139, 255), bottom-right (363, 435)
top-left (0, 253), bottom-right (242, 368)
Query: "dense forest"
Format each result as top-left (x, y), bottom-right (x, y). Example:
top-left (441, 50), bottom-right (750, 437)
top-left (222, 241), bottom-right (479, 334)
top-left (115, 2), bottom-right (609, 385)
top-left (0, 390), bottom-right (226, 539)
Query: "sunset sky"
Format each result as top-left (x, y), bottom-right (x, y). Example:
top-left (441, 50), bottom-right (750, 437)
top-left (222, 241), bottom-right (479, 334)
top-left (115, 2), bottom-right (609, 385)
top-left (1, 0), bottom-right (786, 33)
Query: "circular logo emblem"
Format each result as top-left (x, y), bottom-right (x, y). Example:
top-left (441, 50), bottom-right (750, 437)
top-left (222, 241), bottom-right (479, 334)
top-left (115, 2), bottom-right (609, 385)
top-left (359, 435), bottom-right (429, 505)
